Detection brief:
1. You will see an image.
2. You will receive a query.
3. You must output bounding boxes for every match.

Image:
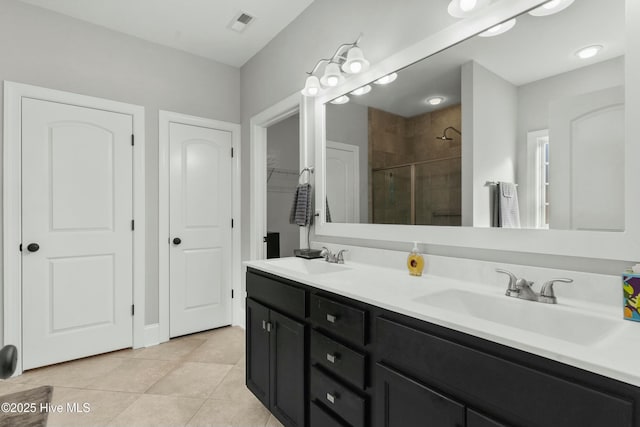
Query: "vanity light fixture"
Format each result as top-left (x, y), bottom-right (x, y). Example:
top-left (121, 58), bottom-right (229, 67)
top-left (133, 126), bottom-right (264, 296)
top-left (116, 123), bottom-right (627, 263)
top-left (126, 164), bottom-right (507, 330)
top-left (575, 45), bottom-right (602, 59)
top-left (426, 96), bottom-right (445, 106)
top-left (374, 72), bottom-right (398, 85)
top-left (330, 95), bottom-right (350, 105)
top-left (351, 85), bottom-right (372, 96)
top-left (447, 0), bottom-right (490, 18)
top-left (529, 0), bottom-right (574, 17)
top-left (300, 34), bottom-right (370, 97)
top-left (478, 18), bottom-right (517, 37)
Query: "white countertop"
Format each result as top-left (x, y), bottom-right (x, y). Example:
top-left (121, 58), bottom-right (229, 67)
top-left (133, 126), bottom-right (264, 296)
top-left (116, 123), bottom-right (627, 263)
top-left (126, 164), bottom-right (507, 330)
top-left (245, 257), bottom-right (640, 388)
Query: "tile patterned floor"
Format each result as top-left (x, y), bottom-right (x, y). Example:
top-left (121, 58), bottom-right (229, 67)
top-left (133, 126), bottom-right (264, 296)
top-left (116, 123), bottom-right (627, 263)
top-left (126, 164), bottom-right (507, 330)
top-left (1, 326), bottom-right (283, 427)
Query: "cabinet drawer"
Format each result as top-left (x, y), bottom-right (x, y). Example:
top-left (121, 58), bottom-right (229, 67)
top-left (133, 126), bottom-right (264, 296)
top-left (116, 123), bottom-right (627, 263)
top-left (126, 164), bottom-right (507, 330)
top-left (467, 409), bottom-right (509, 427)
top-left (377, 316), bottom-right (634, 427)
top-left (310, 401), bottom-right (349, 427)
top-left (310, 367), bottom-right (366, 427)
top-left (247, 270), bottom-right (307, 319)
top-left (311, 329), bottom-right (366, 389)
top-left (310, 294), bottom-right (366, 346)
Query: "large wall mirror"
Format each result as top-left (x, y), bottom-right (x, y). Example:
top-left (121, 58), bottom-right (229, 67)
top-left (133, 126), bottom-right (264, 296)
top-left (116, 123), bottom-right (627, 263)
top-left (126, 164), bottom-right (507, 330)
top-left (323, 0), bottom-right (625, 233)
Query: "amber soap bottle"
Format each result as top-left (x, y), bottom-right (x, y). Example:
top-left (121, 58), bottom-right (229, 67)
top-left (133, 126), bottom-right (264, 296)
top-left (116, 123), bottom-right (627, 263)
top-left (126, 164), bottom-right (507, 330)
top-left (407, 241), bottom-right (425, 277)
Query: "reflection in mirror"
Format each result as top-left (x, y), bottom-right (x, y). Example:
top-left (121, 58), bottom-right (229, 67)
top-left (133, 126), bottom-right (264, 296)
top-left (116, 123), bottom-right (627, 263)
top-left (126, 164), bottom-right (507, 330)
top-left (324, 0), bottom-right (624, 231)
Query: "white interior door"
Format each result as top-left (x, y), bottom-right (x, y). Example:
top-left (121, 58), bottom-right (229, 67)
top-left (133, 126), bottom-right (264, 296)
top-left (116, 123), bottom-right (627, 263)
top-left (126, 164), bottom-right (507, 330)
top-left (21, 98), bottom-right (133, 370)
top-left (169, 123), bottom-right (232, 337)
top-left (326, 141), bottom-right (360, 223)
top-left (549, 86), bottom-right (624, 231)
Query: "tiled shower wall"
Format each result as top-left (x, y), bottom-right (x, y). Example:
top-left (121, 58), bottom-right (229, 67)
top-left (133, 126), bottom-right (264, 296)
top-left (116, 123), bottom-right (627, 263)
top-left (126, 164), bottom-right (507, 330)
top-left (369, 105), bottom-right (462, 225)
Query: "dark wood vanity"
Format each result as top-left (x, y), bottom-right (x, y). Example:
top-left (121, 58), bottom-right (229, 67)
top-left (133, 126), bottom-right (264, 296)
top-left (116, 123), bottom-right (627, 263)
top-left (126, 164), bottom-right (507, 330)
top-left (245, 267), bottom-right (640, 427)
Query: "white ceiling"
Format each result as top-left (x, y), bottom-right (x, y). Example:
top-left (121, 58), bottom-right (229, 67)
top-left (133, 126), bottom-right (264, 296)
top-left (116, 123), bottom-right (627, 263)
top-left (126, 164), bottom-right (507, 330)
top-left (19, 0), bottom-right (315, 67)
top-left (349, 0), bottom-right (624, 117)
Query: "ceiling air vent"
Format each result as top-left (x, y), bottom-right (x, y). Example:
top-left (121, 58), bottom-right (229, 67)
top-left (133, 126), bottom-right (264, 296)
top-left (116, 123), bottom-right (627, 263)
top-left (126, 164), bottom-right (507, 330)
top-left (229, 12), bottom-right (255, 33)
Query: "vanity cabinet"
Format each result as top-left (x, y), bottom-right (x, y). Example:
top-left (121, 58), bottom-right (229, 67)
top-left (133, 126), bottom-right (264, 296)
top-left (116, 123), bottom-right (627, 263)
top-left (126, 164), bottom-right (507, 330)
top-left (246, 268), bottom-right (640, 427)
top-left (246, 272), bottom-right (307, 427)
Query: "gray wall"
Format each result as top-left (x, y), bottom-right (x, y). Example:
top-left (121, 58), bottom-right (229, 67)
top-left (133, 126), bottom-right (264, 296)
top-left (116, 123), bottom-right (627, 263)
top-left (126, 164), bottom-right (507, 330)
top-left (267, 114), bottom-right (300, 257)
top-left (0, 0), bottom-right (240, 329)
top-left (325, 102), bottom-right (369, 223)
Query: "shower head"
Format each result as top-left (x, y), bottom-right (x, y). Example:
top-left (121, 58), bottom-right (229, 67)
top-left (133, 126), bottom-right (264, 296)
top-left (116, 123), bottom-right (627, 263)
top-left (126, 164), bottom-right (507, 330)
top-left (436, 126), bottom-right (461, 141)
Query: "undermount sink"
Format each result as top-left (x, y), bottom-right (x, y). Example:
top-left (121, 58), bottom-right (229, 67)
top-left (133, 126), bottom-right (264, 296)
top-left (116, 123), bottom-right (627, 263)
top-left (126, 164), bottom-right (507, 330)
top-left (264, 257), bottom-right (351, 275)
top-left (413, 290), bottom-right (620, 346)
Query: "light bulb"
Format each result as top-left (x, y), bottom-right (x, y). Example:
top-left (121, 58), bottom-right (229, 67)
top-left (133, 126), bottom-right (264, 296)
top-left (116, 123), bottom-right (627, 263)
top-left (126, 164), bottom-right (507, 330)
top-left (330, 95), bottom-right (349, 105)
top-left (327, 76), bottom-right (339, 87)
top-left (543, 0), bottom-right (561, 9)
top-left (459, 0), bottom-right (477, 12)
top-left (576, 45), bottom-right (602, 59)
top-left (478, 18), bottom-right (517, 37)
top-left (427, 97), bottom-right (444, 106)
top-left (307, 87), bottom-right (318, 96)
top-left (349, 61), bottom-right (363, 74)
top-left (351, 85), bottom-right (372, 96)
top-left (374, 73), bottom-right (398, 85)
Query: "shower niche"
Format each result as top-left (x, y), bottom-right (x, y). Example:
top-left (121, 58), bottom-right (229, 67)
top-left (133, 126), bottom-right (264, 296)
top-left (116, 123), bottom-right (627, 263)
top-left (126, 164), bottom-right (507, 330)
top-left (370, 105), bottom-right (461, 226)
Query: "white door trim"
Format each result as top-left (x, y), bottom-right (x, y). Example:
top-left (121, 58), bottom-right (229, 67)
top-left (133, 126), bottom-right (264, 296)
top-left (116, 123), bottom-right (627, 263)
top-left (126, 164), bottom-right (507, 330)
top-left (158, 111), bottom-right (241, 342)
top-left (249, 93), bottom-right (303, 263)
top-left (3, 81), bottom-right (146, 375)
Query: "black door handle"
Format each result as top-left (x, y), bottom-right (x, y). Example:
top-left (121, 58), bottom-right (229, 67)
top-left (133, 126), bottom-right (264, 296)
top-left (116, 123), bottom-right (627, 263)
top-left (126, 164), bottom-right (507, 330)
top-left (27, 243), bottom-right (40, 252)
top-left (172, 238), bottom-right (181, 245)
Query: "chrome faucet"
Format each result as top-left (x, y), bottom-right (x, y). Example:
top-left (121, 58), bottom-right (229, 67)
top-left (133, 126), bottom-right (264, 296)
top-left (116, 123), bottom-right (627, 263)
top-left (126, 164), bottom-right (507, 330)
top-left (496, 269), bottom-right (573, 304)
top-left (320, 247), bottom-right (348, 264)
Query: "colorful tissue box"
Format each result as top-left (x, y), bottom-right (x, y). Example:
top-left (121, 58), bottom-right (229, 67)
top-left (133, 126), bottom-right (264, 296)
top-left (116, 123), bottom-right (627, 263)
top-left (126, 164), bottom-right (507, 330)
top-left (622, 274), bottom-right (640, 322)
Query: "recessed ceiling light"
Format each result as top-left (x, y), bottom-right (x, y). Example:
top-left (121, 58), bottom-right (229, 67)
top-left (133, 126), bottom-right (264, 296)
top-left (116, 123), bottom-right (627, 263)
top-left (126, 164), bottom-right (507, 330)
top-left (330, 95), bottom-right (350, 105)
top-left (351, 85), bottom-right (372, 96)
top-left (529, 0), bottom-right (575, 17)
top-left (478, 18), bottom-right (517, 37)
top-left (427, 97), bottom-right (445, 106)
top-left (447, 0), bottom-right (490, 18)
top-left (575, 45), bottom-right (603, 59)
top-left (374, 73), bottom-right (398, 85)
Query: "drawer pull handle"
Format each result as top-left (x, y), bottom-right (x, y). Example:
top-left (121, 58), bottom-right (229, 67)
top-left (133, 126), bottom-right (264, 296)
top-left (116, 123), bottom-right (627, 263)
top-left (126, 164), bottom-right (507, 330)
top-left (266, 322), bottom-right (272, 333)
top-left (262, 320), bottom-right (266, 330)
top-left (326, 314), bottom-right (337, 323)
top-left (326, 392), bottom-right (336, 404)
top-left (326, 353), bottom-right (337, 364)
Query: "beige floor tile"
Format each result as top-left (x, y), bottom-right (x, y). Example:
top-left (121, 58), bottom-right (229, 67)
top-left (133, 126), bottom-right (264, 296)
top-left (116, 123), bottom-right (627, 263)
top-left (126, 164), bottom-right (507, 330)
top-left (265, 414), bottom-right (284, 427)
top-left (210, 366), bottom-right (255, 403)
top-left (192, 326), bottom-right (244, 342)
top-left (186, 397), bottom-right (270, 427)
top-left (107, 394), bottom-right (203, 427)
top-left (132, 337), bottom-right (205, 361)
top-left (46, 386), bottom-right (139, 427)
top-left (186, 328), bottom-right (244, 365)
top-left (19, 356), bottom-right (126, 388)
top-left (0, 381), bottom-right (39, 395)
top-left (85, 359), bottom-right (177, 393)
top-left (147, 362), bottom-right (232, 399)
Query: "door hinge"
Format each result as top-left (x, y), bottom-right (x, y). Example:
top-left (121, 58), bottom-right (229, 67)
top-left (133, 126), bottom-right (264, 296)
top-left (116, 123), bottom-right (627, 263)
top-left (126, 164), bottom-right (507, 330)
top-left (131, 134), bottom-right (135, 146)
top-left (231, 147), bottom-right (234, 158)
top-left (131, 304), bottom-right (135, 316)
top-left (263, 236), bottom-right (268, 243)
top-left (231, 289), bottom-right (234, 299)
top-left (231, 218), bottom-right (234, 228)
top-left (131, 220), bottom-right (135, 231)
top-left (19, 243), bottom-right (22, 252)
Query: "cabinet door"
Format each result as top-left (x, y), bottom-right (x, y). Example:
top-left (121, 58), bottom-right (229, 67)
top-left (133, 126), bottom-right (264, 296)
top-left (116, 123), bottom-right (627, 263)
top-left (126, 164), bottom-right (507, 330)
top-left (270, 310), bottom-right (306, 427)
top-left (467, 409), bottom-right (509, 427)
top-left (246, 298), bottom-right (270, 408)
top-left (376, 363), bottom-right (465, 427)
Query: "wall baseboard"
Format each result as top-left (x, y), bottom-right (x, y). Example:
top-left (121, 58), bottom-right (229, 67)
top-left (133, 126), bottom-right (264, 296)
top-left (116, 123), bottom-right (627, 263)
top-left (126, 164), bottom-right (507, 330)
top-left (143, 323), bottom-right (161, 347)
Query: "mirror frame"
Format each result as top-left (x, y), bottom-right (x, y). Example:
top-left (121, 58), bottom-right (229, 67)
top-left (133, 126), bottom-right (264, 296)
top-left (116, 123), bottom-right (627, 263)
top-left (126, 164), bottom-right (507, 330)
top-left (306, 0), bottom-right (640, 261)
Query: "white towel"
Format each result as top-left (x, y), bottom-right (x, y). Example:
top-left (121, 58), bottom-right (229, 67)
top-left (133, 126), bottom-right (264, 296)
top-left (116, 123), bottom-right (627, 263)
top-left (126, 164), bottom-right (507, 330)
top-left (498, 182), bottom-right (520, 228)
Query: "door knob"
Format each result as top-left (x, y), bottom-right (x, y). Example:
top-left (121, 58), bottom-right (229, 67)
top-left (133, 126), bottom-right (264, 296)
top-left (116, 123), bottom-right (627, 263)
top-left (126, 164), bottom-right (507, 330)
top-left (172, 238), bottom-right (181, 245)
top-left (27, 243), bottom-right (40, 252)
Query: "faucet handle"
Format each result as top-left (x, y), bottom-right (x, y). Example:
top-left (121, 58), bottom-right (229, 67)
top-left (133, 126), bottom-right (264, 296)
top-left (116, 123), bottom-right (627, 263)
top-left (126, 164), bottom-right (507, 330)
top-left (320, 247), bottom-right (331, 260)
top-left (336, 249), bottom-right (349, 264)
top-left (496, 269), bottom-right (519, 296)
top-left (539, 278), bottom-right (573, 304)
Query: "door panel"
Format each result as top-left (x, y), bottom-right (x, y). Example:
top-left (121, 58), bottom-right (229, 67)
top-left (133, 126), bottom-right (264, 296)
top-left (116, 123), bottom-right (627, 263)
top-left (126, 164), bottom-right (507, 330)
top-left (169, 122), bottom-right (232, 337)
top-left (326, 141), bottom-right (359, 223)
top-left (21, 98), bottom-right (133, 370)
top-left (246, 299), bottom-right (270, 408)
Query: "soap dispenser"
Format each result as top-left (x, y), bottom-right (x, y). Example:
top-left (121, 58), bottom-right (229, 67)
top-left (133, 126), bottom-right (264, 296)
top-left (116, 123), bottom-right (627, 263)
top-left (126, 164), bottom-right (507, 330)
top-left (407, 241), bottom-right (424, 277)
